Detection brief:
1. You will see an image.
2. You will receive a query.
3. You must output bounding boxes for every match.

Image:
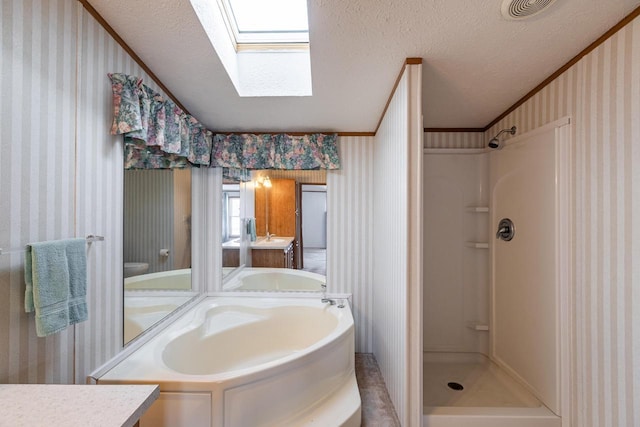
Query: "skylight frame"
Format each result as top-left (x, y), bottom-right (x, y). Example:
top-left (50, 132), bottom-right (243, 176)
top-left (216, 0), bottom-right (310, 50)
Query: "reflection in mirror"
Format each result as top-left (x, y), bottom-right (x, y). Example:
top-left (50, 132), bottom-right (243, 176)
top-left (123, 169), bottom-right (197, 344)
top-left (222, 181), bottom-right (242, 276)
top-left (223, 170), bottom-right (327, 292)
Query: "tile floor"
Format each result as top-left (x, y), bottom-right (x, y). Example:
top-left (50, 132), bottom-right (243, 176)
top-left (355, 353), bottom-right (401, 426)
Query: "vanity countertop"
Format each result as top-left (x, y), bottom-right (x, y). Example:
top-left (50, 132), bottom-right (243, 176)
top-left (222, 236), bottom-right (294, 250)
top-left (251, 236), bottom-right (294, 250)
top-left (0, 384), bottom-right (159, 427)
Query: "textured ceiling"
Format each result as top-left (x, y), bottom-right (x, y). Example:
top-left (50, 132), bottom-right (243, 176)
top-left (88, 0), bottom-right (640, 132)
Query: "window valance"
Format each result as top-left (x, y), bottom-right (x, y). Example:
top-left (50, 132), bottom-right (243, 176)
top-left (108, 73), bottom-right (340, 171)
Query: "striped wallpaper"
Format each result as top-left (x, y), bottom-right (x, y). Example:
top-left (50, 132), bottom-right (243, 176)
top-left (424, 131), bottom-right (485, 149)
top-left (486, 16), bottom-right (640, 427)
top-left (0, 0), bottom-right (173, 384)
top-left (123, 170), bottom-right (175, 274)
top-left (327, 136), bottom-right (374, 353)
top-left (373, 70), bottom-right (409, 424)
top-left (371, 63), bottom-right (424, 426)
top-left (0, 0), bottom-right (77, 384)
top-left (74, 2), bottom-right (168, 384)
top-left (6, 4), bottom-right (636, 425)
top-left (258, 169), bottom-right (326, 184)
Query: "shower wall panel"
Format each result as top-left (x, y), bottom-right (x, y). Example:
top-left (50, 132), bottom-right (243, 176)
top-left (423, 152), bottom-right (489, 355)
top-left (490, 121), bottom-right (570, 416)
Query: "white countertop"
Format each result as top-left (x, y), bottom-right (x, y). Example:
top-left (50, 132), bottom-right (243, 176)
top-left (0, 384), bottom-right (159, 427)
top-left (222, 236), bottom-right (294, 250)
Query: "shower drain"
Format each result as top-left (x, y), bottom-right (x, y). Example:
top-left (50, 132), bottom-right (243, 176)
top-left (447, 382), bottom-right (464, 391)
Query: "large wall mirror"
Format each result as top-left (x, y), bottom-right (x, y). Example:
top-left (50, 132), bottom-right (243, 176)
top-left (123, 169), bottom-right (198, 344)
top-left (222, 170), bottom-right (327, 292)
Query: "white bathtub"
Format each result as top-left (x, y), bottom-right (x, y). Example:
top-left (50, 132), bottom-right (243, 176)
top-left (125, 268), bottom-right (192, 290)
top-left (124, 294), bottom-right (197, 344)
top-left (98, 297), bottom-right (360, 427)
top-left (224, 267), bottom-right (325, 292)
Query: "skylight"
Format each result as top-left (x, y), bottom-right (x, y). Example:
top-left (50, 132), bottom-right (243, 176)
top-left (220, 0), bottom-right (309, 47)
top-left (191, 0), bottom-right (312, 96)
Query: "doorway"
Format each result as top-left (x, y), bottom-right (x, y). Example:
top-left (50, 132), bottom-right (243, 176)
top-left (301, 184), bottom-right (327, 275)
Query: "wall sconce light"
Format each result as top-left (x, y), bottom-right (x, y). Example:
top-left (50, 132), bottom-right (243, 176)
top-left (263, 176), bottom-right (272, 188)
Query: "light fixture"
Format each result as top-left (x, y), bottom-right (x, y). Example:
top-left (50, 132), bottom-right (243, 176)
top-left (263, 176), bottom-right (272, 188)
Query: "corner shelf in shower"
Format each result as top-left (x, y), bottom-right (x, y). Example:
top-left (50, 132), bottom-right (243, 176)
top-left (465, 242), bottom-right (489, 249)
top-left (466, 206), bottom-right (489, 213)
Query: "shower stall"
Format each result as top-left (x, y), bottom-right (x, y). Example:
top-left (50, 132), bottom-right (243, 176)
top-left (422, 118), bottom-right (571, 427)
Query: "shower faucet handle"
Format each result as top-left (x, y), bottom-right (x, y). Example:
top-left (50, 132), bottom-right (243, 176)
top-left (496, 218), bottom-right (515, 241)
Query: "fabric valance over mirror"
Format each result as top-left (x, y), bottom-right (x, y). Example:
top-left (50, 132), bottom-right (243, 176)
top-left (108, 73), bottom-right (340, 171)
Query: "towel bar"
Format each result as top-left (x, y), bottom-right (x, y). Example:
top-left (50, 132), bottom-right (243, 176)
top-left (0, 235), bottom-right (105, 255)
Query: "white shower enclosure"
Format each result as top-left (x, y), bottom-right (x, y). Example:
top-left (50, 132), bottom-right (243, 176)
top-left (422, 117), bottom-right (571, 426)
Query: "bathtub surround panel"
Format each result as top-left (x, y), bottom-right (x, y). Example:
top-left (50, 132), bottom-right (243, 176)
top-left (372, 62), bottom-right (423, 426)
top-left (327, 135), bottom-right (374, 353)
top-left (486, 16), bottom-right (640, 427)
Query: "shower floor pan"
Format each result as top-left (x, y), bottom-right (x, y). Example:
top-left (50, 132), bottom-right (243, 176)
top-left (423, 352), bottom-right (561, 427)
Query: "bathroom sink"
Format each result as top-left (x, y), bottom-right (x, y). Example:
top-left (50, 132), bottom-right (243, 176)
top-left (252, 237), bottom-right (293, 248)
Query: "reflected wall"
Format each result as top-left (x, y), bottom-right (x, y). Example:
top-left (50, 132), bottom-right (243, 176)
top-left (221, 170), bottom-right (327, 279)
top-left (123, 169), bottom-right (196, 344)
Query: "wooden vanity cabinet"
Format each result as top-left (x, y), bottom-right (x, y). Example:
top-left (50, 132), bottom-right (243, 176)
top-left (222, 248), bottom-right (239, 267)
top-left (252, 242), bottom-right (294, 268)
top-left (255, 178), bottom-right (302, 268)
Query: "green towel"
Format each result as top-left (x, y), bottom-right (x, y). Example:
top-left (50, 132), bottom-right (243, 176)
top-left (248, 218), bottom-right (257, 242)
top-left (24, 238), bottom-right (88, 337)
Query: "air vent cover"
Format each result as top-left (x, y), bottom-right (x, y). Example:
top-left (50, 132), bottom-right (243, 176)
top-left (501, 0), bottom-right (558, 20)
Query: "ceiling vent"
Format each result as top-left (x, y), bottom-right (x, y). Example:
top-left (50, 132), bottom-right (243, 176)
top-left (501, 0), bottom-right (558, 20)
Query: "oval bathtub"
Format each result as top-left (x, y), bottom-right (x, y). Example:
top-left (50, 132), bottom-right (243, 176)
top-left (224, 267), bottom-right (325, 292)
top-left (98, 297), bottom-right (360, 427)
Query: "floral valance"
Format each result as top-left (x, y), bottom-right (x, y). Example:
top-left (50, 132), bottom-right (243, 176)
top-left (108, 73), bottom-right (340, 171)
